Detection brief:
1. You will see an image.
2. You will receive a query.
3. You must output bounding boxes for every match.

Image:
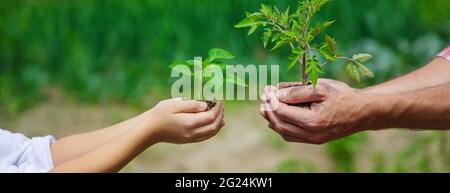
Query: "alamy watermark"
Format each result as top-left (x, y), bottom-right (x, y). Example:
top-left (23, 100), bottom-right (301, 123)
top-left (170, 57), bottom-right (280, 101)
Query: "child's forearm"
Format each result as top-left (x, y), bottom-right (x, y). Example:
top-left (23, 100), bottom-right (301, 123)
top-left (50, 116), bottom-right (139, 166)
top-left (48, 99), bottom-right (224, 172)
top-left (362, 57), bottom-right (450, 94)
top-left (50, 124), bottom-right (158, 173)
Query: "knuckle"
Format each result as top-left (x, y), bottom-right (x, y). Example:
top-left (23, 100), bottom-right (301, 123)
top-left (287, 88), bottom-right (298, 97)
top-left (304, 117), bottom-right (325, 131)
top-left (315, 89), bottom-right (328, 98)
top-left (274, 123), bottom-right (285, 133)
top-left (183, 121), bottom-right (195, 129)
top-left (206, 112), bottom-right (216, 123)
top-left (281, 135), bottom-right (291, 142)
top-left (318, 78), bottom-right (332, 84)
top-left (273, 106), bottom-right (284, 115)
top-left (305, 122), bottom-right (321, 131)
top-left (208, 125), bottom-right (218, 133)
top-left (183, 131), bottom-right (194, 139)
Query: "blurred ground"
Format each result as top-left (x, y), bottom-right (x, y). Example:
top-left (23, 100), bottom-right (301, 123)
top-left (3, 89), bottom-right (449, 173)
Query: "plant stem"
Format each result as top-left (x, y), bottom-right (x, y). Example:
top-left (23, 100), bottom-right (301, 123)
top-left (301, 52), bottom-right (308, 85)
top-left (337, 56), bottom-right (358, 63)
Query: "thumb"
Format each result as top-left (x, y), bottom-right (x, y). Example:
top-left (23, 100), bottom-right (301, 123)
top-left (165, 98), bottom-right (208, 113)
top-left (276, 85), bottom-right (326, 104)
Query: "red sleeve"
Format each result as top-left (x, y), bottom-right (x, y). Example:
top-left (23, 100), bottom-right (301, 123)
top-left (437, 46), bottom-right (450, 61)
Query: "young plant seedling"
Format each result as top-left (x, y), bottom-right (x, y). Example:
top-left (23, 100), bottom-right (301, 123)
top-left (235, 0), bottom-right (374, 87)
top-left (169, 48), bottom-right (246, 110)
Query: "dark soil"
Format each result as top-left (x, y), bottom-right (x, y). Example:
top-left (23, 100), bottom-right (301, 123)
top-left (198, 100), bottom-right (216, 111)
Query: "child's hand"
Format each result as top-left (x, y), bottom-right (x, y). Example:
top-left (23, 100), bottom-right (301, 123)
top-left (49, 98), bottom-right (224, 172)
top-left (136, 98), bottom-right (224, 144)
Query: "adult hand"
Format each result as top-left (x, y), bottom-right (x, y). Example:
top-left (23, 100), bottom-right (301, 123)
top-left (260, 79), bottom-right (372, 144)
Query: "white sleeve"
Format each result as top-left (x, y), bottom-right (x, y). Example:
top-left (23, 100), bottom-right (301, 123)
top-left (0, 129), bottom-right (55, 173)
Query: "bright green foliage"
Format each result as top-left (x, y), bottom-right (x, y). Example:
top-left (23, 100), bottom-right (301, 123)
top-left (169, 48), bottom-right (246, 93)
top-left (326, 133), bottom-right (368, 172)
top-left (235, 0), bottom-right (374, 86)
top-left (1, 0), bottom-right (446, 115)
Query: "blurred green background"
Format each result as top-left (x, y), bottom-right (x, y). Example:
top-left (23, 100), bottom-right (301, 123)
top-left (0, 0), bottom-right (449, 172)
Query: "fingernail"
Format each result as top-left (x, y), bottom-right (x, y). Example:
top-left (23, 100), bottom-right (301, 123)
top-left (261, 94), bottom-right (267, 101)
top-left (200, 102), bottom-right (208, 110)
top-left (277, 89), bottom-right (287, 100)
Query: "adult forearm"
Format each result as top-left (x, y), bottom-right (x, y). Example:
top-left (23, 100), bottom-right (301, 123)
top-left (50, 126), bottom-right (157, 173)
top-left (363, 83), bottom-right (450, 130)
top-left (362, 58), bottom-right (450, 94)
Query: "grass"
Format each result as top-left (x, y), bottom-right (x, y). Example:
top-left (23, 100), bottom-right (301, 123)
top-left (276, 158), bottom-right (317, 173)
top-left (326, 133), bottom-right (368, 172)
top-left (265, 130), bottom-right (288, 150)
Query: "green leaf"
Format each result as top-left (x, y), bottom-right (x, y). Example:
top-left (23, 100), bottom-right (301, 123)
top-left (210, 62), bottom-right (227, 70)
top-left (280, 7), bottom-right (290, 25)
top-left (245, 11), bottom-right (261, 18)
top-left (309, 68), bottom-right (318, 86)
top-left (234, 14), bottom-right (260, 28)
top-left (271, 32), bottom-right (281, 43)
top-left (260, 4), bottom-right (272, 16)
top-left (310, 20), bottom-right (334, 38)
top-left (287, 48), bottom-right (304, 71)
top-left (306, 57), bottom-right (323, 87)
top-left (345, 62), bottom-right (361, 82)
top-left (205, 48), bottom-right (235, 63)
top-left (204, 66), bottom-right (224, 92)
top-left (284, 7), bottom-right (290, 17)
top-left (314, 0), bottom-right (329, 11)
top-left (185, 60), bottom-right (195, 67)
top-left (169, 61), bottom-right (187, 69)
top-left (262, 30), bottom-right (272, 48)
top-left (325, 35), bottom-right (337, 53)
top-left (225, 73), bottom-right (247, 87)
top-left (319, 44), bottom-right (336, 61)
top-left (169, 60), bottom-right (199, 69)
top-left (271, 39), bottom-right (289, 51)
top-left (273, 6), bottom-right (281, 15)
top-left (248, 25), bottom-right (258, 35)
top-left (171, 64), bottom-right (194, 76)
top-left (345, 61), bottom-right (374, 82)
top-left (211, 78), bottom-right (224, 92)
top-left (352, 53), bottom-right (373, 63)
top-left (356, 62), bottom-right (374, 78)
top-left (306, 59), bottom-right (323, 74)
top-left (284, 31), bottom-right (297, 39)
